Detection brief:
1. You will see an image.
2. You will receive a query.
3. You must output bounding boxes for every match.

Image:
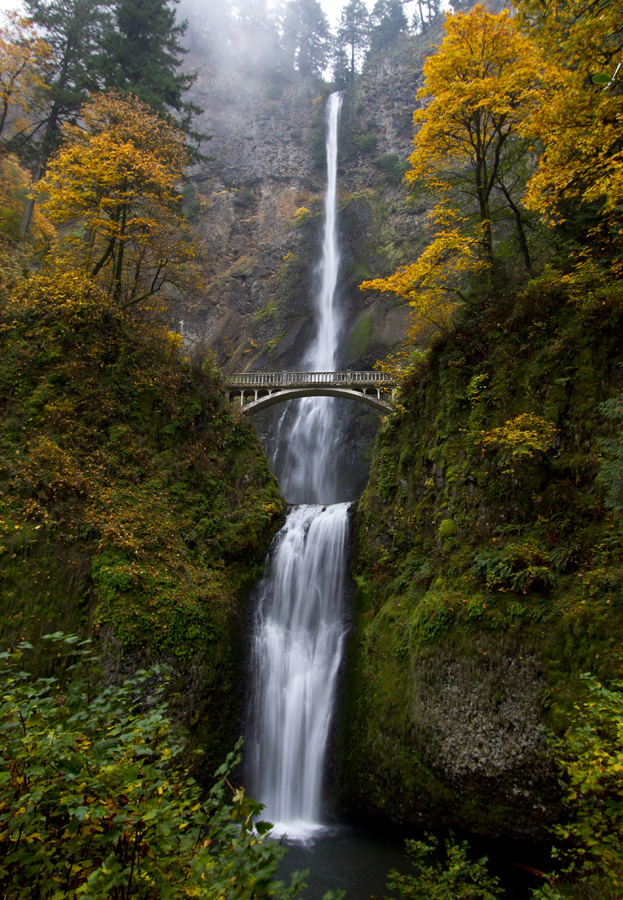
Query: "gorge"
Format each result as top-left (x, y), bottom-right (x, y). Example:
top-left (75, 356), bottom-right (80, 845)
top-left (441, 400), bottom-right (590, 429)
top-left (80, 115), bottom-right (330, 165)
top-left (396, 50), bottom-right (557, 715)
top-left (1, 1), bottom-right (623, 896)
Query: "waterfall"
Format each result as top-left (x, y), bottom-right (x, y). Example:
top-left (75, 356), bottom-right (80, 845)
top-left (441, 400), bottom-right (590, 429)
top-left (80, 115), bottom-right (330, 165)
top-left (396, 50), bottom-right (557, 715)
top-left (249, 504), bottom-right (349, 836)
top-left (275, 91), bottom-right (343, 506)
top-left (248, 93), bottom-right (348, 838)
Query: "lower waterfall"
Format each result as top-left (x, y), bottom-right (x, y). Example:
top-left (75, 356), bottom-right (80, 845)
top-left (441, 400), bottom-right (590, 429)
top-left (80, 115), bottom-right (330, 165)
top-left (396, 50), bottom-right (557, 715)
top-left (248, 503), bottom-right (349, 838)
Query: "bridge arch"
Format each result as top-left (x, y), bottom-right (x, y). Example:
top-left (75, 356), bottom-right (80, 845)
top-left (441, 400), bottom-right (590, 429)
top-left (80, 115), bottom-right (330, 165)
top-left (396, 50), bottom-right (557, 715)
top-left (231, 386), bottom-right (392, 414)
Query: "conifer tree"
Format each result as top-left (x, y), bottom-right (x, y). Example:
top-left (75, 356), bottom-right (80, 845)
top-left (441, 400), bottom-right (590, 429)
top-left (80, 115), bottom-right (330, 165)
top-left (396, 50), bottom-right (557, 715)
top-left (369, 0), bottom-right (407, 53)
top-left (336, 0), bottom-right (369, 89)
top-left (283, 0), bottom-right (330, 78)
top-left (331, 43), bottom-right (351, 89)
top-left (17, 0), bottom-right (108, 234)
top-left (413, 0), bottom-right (441, 32)
top-left (99, 0), bottom-right (199, 126)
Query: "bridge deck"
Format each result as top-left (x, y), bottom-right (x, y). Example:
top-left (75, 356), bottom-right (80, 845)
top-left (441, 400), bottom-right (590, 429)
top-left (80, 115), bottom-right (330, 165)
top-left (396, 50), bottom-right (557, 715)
top-left (227, 370), bottom-right (393, 387)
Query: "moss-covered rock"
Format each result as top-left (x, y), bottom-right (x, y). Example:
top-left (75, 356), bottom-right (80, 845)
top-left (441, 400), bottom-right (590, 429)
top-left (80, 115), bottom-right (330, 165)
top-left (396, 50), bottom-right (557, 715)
top-left (0, 271), bottom-right (284, 774)
top-left (336, 278), bottom-right (623, 837)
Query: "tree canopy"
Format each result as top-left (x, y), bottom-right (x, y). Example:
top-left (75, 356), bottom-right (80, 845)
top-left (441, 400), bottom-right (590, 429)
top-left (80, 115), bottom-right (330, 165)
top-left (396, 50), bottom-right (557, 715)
top-left (335, 0), bottom-right (369, 88)
top-left (39, 92), bottom-right (199, 307)
top-left (283, 0), bottom-right (330, 78)
top-left (361, 6), bottom-right (545, 335)
top-left (98, 0), bottom-right (198, 124)
top-left (516, 0), bottom-right (623, 269)
top-left (369, 0), bottom-right (407, 52)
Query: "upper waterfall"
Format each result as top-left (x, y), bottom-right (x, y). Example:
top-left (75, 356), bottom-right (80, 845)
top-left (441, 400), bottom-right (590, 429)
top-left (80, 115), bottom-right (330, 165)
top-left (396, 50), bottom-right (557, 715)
top-left (311, 91), bottom-right (342, 373)
top-left (273, 92), bottom-right (343, 505)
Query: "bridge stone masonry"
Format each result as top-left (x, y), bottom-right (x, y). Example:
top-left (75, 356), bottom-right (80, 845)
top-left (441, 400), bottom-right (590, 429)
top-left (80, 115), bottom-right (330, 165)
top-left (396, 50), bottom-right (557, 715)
top-left (225, 371), bottom-right (395, 414)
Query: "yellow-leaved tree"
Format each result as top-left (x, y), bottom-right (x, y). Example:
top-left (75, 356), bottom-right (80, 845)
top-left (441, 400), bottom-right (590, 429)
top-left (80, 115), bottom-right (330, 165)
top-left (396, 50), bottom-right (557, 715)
top-left (361, 6), bottom-right (545, 343)
top-left (0, 154), bottom-right (54, 243)
top-left (516, 0), bottom-right (623, 268)
top-left (38, 91), bottom-right (201, 307)
top-left (0, 12), bottom-right (52, 150)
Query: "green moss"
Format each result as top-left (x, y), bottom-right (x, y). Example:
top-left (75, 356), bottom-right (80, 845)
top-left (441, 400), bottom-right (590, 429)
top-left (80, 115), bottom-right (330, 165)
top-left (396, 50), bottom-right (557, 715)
top-left (346, 314), bottom-right (372, 362)
top-left (438, 519), bottom-right (457, 540)
top-left (339, 276), bottom-right (623, 835)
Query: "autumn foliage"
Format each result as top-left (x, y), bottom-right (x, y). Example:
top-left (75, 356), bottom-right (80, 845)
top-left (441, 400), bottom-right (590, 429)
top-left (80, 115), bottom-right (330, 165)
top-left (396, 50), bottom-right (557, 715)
top-left (363, 1), bottom-right (623, 364)
top-left (39, 92), bottom-right (200, 307)
top-left (361, 6), bottom-right (545, 339)
top-left (517, 0), bottom-right (623, 265)
top-left (0, 12), bottom-right (51, 148)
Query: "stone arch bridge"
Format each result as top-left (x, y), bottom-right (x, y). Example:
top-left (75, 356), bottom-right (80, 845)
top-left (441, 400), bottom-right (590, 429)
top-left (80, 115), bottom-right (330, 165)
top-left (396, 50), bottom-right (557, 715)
top-left (226, 371), bottom-right (394, 414)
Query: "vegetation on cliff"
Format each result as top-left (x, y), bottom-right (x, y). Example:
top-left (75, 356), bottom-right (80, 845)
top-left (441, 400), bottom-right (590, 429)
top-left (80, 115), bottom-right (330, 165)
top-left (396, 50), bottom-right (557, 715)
top-left (0, 635), bottom-right (303, 899)
top-left (0, 267), bottom-right (282, 657)
top-left (0, 20), bottom-right (293, 885)
top-left (0, 17), bottom-right (285, 785)
top-left (342, 1), bottom-right (623, 894)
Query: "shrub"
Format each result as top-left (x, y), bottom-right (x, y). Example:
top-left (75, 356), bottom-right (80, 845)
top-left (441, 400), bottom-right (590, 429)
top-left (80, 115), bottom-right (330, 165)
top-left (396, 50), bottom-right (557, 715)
top-left (374, 153), bottom-right (409, 183)
top-left (387, 833), bottom-right (503, 900)
top-left (0, 635), bottom-right (304, 900)
top-left (473, 538), bottom-right (556, 593)
top-left (476, 413), bottom-right (558, 474)
top-left (411, 589), bottom-right (453, 641)
top-left (533, 676), bottom-right (623, 898)
top-left (356, 133), bottom-right (378, 153)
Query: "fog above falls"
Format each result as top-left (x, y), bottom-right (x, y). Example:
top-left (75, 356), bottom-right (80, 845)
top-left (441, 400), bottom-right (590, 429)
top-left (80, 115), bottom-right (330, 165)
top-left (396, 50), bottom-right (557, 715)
top-left (176, 0), bottom-right (422, 86)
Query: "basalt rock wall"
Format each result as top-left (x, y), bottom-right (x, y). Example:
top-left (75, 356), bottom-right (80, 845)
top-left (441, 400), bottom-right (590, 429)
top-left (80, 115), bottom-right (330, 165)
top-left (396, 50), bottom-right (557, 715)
top-left (180, 36), bottom-right (435, 376)
top-left (180, 36), bottom-right (436, 496)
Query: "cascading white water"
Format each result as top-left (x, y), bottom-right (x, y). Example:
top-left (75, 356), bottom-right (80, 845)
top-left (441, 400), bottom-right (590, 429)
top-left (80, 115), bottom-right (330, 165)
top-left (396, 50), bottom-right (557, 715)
top-left (249, 503), bottom-right (349, 836)
top-left (276, 91), bottom-right (343, 506)
top-left (248, 93), bottom-right (348, 838)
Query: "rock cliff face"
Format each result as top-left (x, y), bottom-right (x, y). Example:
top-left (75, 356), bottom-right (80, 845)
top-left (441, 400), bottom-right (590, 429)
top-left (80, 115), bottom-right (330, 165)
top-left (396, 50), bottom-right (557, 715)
top-left (180, 36), bottom-right (435, 496)
top-left (180, 35), bottom-right (433, 376)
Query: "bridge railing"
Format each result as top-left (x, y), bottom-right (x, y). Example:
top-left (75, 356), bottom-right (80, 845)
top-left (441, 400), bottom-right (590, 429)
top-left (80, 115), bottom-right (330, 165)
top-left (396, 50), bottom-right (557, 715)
top-left (227, 370), bottom-right (393, 387)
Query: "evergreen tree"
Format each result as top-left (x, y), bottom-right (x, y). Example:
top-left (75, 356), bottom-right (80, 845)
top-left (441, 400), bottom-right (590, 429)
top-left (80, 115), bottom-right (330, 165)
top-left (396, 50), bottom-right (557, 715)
top-left (331, 43), bottom-right (351, 89)
top-left (99, 0), bottom-right (198, 124)
top-left (17, 0), bottom-right (109, 234)
top-left (180, 0), bottom-right (231, 59)
top-left (336, 0), bottom-right (369, 89)
top-left (369, 0), bottom-right (407, 53)
top-left (17, 0), bottom-right (203, 234)
top-left (232, 0), bottom-right (284, 77)
top-left (413, 0), bottom-right (442, 32)
top-left (283, 0), bottom-right (330, 78)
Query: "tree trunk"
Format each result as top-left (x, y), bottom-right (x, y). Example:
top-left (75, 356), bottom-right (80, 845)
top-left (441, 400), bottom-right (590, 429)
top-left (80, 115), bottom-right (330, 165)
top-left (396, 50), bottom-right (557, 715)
top-left (19, 108), bottom-right (60, 236)
top-left (498, 180), bottom-right (532, 270)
